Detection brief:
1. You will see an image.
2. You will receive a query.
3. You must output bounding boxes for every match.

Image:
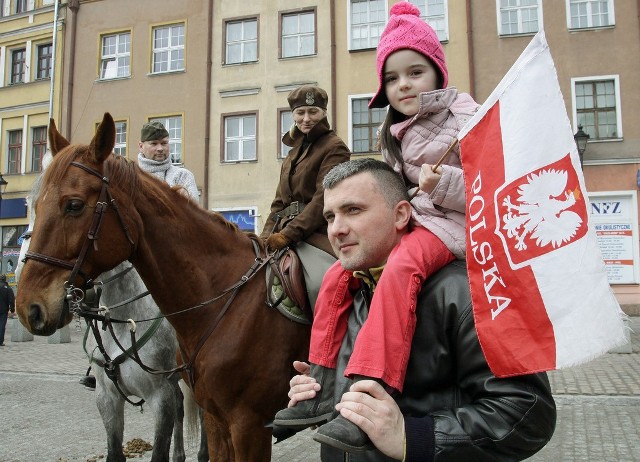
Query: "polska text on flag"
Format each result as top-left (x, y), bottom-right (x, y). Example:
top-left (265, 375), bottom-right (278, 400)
top-left (458, 31), bottom-right (627, 377)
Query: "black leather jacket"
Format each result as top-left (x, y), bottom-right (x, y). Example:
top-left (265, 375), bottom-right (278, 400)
top-left (322, 261), bottom-right (556, 461)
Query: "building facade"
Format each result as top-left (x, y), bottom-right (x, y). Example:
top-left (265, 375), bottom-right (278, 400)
top-left (58, 0), bottom-right (209, 206)
top-left (2, 0), bottom-right (638, 310)
top-left (0, 0), bottom-right (61, 281)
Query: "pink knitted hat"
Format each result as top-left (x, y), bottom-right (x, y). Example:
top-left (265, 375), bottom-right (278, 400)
top-left (369, 1), bottom-right (448, 108)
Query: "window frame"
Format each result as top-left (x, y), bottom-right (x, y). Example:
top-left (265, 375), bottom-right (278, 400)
top-left (99, 31), bottom-right (132, 80)
top-left (7, 129), bottom-right (23, 174)
top-left (566, 0), bottom-right (615, 30)
top-left (30, 126), bottom-right (47, 173)
top-left (348, 94), bottom-right (387, 154)
top-left (279, 8), bottom-right (317, 59)
top-left (36, 42), bottom-right (53, 80)
top-left (15, 0), bottom-right (27, 14)
top-left (571, 75), bottom-right (622, 141)
top-left (278, 108), bottom-right (294, 159)
top-left (410, 0), bottom-right (449, 42)
top-left (148, 115), bottom-right (183, 164)
top-left (10, 48), bottom-right (26, 84)
top-left (221, 111), bottom-right (258, 163)
top-left (348, 0), bottom-right (387, 51)
top-left (496, 0), bottom-right (543, 37)
top-left (113, 120), bottom-right (128, 157)
top-left (223, 16), bottom-right (259, 65)
top-left (151, 22), bottom-right (186, 74)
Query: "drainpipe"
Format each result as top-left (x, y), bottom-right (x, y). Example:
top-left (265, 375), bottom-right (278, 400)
top-left (47, 0), bottom-right (60, 121)
top-left (466, 0), bottom-right (475, 99)
top-left (202, 0), bottom-right (213, 210)
top-left (64, 0), bottom-right (79, 139)
top-left (330, 0), bottom-right (337, 127)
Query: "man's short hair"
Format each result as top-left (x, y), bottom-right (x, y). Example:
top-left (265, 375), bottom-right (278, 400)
top-left (323, 158), bottom-right (409, 208)
top-left (140, 121), bottom-right (169, 142)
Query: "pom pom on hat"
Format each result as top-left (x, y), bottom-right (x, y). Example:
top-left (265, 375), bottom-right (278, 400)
top-left (369, 1), bottom-right (448, 108)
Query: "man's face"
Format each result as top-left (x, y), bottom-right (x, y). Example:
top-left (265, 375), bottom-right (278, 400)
top-left (323, 172), bottom-right (410, 271)
top-left (139, 137), bottom-right (170, 161)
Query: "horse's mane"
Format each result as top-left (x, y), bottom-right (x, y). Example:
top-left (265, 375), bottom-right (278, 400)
top-left (44, 142), bottom-right (244, 235)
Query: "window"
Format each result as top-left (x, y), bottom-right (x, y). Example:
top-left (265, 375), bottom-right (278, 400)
top-left (350, 97), bottom-right (386, 153)
top-left (31, 126), bottom-right (47, 172)
top-left (7, 129), bottom-right (22, 174)
top-left (281, 10), bottom-right (315, 58)
top-left (113, 121), bottom-right (127, 156)
top-left (100, 32), bottom-right (131, 79)
top-left (148, 116), bottom-right (183, 164)
top-left (349, 0), bottom-right (386, 50)
top-left (152, 23), bottom-right (185, 73)
top-left (573, 76), bottom-right (621, 140)
top-left (498, 0), bottom-right (541, 36)
top-left (15, 0), bottom-right (27, 13)
top-left (10, 48), bottom-right (26, 84)
top-left (36, 43), bottom-right (53, 80)
top-left (225, 18), bottom-right (258, 65)
top-left (278, 109), bottom-right (294, 159)
top-left (223, 113), bottom-right (257, 162)
top-left (568, 0), bottom-right (614, 29)
top-left (411, 0), bottom-right (448, 41)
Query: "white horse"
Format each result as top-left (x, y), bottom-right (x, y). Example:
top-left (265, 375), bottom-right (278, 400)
top-left (16, 154), bottom-right (208, 462)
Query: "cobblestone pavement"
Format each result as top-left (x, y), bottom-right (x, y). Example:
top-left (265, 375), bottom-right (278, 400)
top-left (1, 316), bottom-right (638, 461)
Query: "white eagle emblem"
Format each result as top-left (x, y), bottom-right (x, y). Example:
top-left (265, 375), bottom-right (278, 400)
top-left (501, 169), bottom-right (583, 251)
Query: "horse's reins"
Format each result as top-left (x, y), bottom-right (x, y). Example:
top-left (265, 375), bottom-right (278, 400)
top-left (23, 159), bottom-right (274, 388)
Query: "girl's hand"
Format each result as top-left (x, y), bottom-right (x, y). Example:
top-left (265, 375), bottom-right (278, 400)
top-left (419, 163), bottom-right (442, 194)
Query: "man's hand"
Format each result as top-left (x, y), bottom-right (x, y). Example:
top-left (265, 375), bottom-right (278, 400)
top-left (418, 163), bottom-right (442, 195)
top-left (335, 380), bottom-right (405, 460)
top-left (287, 361), bottom-right (321, 407)
top-left (266, 233), bottom-right (291, 252)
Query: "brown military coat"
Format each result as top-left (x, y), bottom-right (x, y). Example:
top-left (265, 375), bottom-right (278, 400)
top-left (260, 117), bottom-right (350, 255)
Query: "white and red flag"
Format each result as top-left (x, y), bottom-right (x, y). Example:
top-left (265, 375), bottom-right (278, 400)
top-left (459, 31), bottom-right (627, 377)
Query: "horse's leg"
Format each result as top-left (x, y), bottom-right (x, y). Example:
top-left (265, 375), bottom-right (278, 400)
top-left (204, 411), bottom-right (234, 461)
top-left (171, 380), bottom-right (186, 462)
top-left (95, 381), bottom-right (126, 462)
top-left (228, 412), bottom-right (272, 462)
top-left (198, 408), bottom-right (209, 462)
top-left (145, 380), bottom-right (177, 462)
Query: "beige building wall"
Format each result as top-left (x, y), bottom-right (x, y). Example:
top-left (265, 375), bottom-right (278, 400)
top-left (60, 0), bottom-right (209, 204)
top-left (208, 0), bottom-right (334, 235)
top-left (469, 0), bottom-right (640, 309)
top-left (0, 1), bottom-right (62, 270)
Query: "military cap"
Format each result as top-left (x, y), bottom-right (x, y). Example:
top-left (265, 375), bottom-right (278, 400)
top-left (287, 85), bottom-right (328, 111)
top-left (140, 121), bottom-right (169, 142)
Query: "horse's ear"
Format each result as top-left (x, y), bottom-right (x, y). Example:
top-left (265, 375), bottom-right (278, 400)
top-left (48, 118), bottom-right (70, 156)
top-left (89, 112), bottom-right (116, 163)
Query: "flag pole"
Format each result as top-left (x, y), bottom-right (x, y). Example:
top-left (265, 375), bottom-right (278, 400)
top-left (409, 138), bottom-right (459, 201)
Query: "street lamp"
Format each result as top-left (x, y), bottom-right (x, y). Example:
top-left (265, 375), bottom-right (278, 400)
top-left (574, 124), bottom-right (590, 169)
top-left (0, 174), bottom-right (8, 195)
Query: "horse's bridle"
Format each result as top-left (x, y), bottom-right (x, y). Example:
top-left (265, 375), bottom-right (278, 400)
top-left (23, 161), bottom-right (136, 311)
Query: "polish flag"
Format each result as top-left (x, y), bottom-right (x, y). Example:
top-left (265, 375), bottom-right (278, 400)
top-left (458, 31), bottom-right (627, 377)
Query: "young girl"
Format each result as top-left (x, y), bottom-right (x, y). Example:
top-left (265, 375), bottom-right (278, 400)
top-left (274, 2), bottom-right (479, 451)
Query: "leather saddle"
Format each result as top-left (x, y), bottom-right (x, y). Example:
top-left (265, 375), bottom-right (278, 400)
top-left (266, 247), bottom-right (312, 325)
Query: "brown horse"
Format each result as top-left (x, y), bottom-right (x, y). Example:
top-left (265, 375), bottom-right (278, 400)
top-left (16, 113), bottom-right (311, 461)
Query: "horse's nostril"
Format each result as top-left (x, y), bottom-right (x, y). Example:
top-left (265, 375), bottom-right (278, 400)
top-left (28, 304), bottom-right (45, 331)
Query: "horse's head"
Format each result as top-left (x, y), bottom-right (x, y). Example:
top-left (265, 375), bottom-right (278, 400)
top-left (16, 113), bottom-right (137, 335)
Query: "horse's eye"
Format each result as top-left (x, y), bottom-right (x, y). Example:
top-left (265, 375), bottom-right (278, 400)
top-left (65, 199), bottom-right (85, 215)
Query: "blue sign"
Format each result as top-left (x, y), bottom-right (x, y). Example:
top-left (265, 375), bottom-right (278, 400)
top-left (0, 198), bottom-right (28, 219)
top-left (220, 210), bottom-right (256, 232)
